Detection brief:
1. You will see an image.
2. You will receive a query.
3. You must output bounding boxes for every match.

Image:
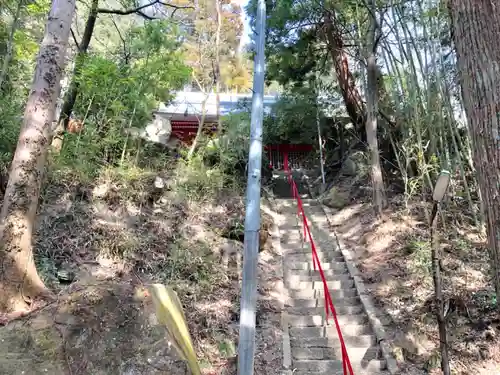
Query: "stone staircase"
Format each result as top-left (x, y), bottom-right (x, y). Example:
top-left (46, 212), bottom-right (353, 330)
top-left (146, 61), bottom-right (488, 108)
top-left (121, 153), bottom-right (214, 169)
top-left (277, 198), bottom-right (390, 375)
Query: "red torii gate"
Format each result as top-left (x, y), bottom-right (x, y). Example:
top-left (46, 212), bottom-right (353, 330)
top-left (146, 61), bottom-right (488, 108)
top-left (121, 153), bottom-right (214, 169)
top-left (170, 121), bottom-right (314, 170)
top-left (170, 120), bottom-right (217, 143)
top-left (265, 144), bottom-right (314, 170)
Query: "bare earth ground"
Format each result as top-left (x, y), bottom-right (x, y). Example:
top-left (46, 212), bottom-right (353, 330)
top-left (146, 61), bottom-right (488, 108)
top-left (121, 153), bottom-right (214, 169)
top-left (0, 171), bottom-right (283, 375)
top-left (325, 180), bottom-right (500, 375)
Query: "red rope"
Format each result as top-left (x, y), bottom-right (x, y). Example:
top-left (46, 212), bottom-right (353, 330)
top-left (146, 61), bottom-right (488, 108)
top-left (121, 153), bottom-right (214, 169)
top-left (283, 154), bottom-right (354, 375)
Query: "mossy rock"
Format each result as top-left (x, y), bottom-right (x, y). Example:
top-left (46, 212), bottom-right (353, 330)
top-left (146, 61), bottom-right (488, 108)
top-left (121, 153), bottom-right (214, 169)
top-left (341, 151), bottom-right (368, 178)
top-left (321, 186), bottom-right (349, 209)
top-left (424, 351), bottom-right (441, 371)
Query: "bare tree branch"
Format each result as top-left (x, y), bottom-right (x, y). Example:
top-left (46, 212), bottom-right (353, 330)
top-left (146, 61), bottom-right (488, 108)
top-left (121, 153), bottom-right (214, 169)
top-left (97, 0), bottom-right (194, 19)
top-left (110, 17), bottom-right (130, 64)
top-left (70, 28), bottom-right (80, 50)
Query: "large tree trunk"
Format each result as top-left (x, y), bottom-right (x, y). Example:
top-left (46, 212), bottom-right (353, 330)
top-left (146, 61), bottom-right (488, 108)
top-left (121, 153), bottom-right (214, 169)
top-left (0, 0), bottom-right (76, 314)
top-left (365, 0), bottom-right (386, 215)
top-left (449, 1), bottom-right (500, 303)
top-left (322, 11), bottom-right (366, 142)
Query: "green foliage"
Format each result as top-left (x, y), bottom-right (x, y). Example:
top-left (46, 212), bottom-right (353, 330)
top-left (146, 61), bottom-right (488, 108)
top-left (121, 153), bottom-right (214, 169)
top-left (184, 0), bottom-right (247, 92)
top-left (200, 112), bottom-right (250, 180)
top-left (404, 237), bottom-right (432, 280)
top-left (53, 20), bottom-right (190, 178)
top-left (201, 111), bottom-right (272, 185)
top-left (0, 0), bottom-right (62, 167)
top-left (218, 338), bottom-right (236, 358)
top-left (0, 94), bottom-right (23, 167)
top-left (174, 154), bottom-right (229, 201)
top-left (217, 112), bottom-right (252, 163)
top-left (264, 88), bottom-right (320, 144)
top-left (26, 0), bottom-right (51, 15)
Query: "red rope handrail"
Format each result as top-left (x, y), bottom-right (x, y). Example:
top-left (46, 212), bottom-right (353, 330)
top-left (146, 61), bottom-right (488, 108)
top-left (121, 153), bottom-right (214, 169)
top-left (284, 155), bottom-right (354, 375)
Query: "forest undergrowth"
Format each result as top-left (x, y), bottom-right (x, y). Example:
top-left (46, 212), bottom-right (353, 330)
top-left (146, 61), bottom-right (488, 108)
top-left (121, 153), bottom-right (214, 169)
top-left (319, 171), bottom-right (497, 375)
top-left (0, 146), bottom-right (281, 375)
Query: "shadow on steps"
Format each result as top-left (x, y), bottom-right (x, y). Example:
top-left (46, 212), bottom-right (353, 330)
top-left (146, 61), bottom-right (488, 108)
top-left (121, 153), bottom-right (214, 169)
top-left (271, 171), bottom-right (311, 199)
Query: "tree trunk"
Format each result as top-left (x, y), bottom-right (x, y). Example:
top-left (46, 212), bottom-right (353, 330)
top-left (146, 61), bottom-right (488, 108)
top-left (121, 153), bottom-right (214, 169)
top-left (0, 0), bottom-right (76, 314)
top-left (322, 11), bottom-right (366, 141)
top-left (215, 0), bottom-right (221, 133)
top-left (430, 206), bottom-right (451, 375)
top-left (187, 95), bottom-right (209, 159)
top-left (365, 0), bottom-right (386, 215)
top-left (52, 0), bottom-right (99, 151)
top-left (449, 1), bottom-right (500, 303)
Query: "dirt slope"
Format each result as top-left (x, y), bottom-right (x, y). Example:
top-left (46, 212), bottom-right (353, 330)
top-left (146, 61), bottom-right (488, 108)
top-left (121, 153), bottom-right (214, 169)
top-left (323, 181), bottom-right (498, 375)
top-left (0, 173), bottom-right (283, 375)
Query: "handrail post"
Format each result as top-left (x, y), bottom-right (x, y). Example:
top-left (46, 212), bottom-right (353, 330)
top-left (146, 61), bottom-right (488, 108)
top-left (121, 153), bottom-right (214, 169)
top-left (237, 0), bottom-right (266, 372)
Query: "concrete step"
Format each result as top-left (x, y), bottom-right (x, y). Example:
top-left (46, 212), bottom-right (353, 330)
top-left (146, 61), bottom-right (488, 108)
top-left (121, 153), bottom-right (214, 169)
top-left (287, 313), bottom-right (367, 327)
top-left (299, 215), bottom-right (326, 222)
top-left (285, 247), bottom-right (339, 255)
top-left (300, 200), bottom-right (321, 207)
top-left (285, 295), bottom-right (361, 308)
top-left (285, 278), bottom-right (355, 290)
top-left (284, 251), bottom-right (343, 262)
top-left (281, 232), bottom-right (305, 241)
top-left (292, 345), bottom-right (381, 361)
top-left (291, 367), bottom-right (389, 375)
top-left (286, 287), bottom-right (358, 300)
top-left (291, 335), bottom-right (376, 349)
top-left (285, 261), bottom-right (347, 272)
top-left (285, 265), bottom-right (348, 274)
top-left (286, 261), bottom-right (347, 272)
top-left (285, 269), bottom-right (350, 279)
top-left (292, 358), bottom-right (387, 373)
top-left (279, 226), bottom-right (302, 233)
top-left (286, 304), bottom-right (364, 316)
top-left (284, 273), bottom-right (351, 285)
top-left (290, 324), bottom-right (372, 338)
top-left (283, 256), bottom-right (345, 274)
top-left (302, 213), bottom-right (328, 221)
top-left (290, 372), bottom-right (389, 375)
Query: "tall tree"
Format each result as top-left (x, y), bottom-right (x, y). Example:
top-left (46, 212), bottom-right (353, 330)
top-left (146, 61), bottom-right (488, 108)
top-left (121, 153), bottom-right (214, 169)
top-left (52, 0), bottom-right (194, 151)
top-left (449, 1), bottom-right (500, 303)
top-left (184, 0), bottom-right (243, 92)
top-left (186, 0), bottom-right (244, 157)
top-left (364, 0), bottom-right (386, 215)
top-left (0, 0), bottom-right (76, 313)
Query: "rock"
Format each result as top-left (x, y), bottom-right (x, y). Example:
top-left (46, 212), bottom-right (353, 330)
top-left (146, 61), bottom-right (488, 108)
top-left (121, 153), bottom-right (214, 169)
top-left (153, 176), bottom-right (165, 189)
top-left (56, 269), bottom-right (76, 284)
top-left (341, 150), bottom-right (367, 178)
top-left (321, 186), bottom-right (349, 209)
top-left (342, 158), bottom-right (357, 176)
top-left (220, 238), bottom-right (244, 269)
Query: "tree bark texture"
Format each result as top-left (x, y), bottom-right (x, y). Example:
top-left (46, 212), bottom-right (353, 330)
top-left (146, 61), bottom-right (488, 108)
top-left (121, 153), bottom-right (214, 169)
top-left (52, 0), bottom-right (99, 151)
top-left (365, 1), bottom-right (387, 215)
top-left (322, 11), bottom-right (366, 142)
top-left (431, 207), bottom-right (451, 375)
top-left (449, 1), bottom-right (500, 301)
top-left (0, 0), bottom-right (76, 313)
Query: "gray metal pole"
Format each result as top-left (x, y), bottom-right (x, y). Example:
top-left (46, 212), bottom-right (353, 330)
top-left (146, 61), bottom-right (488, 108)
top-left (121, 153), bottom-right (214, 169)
top-left (237, 0), bottom-right (266, 373)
